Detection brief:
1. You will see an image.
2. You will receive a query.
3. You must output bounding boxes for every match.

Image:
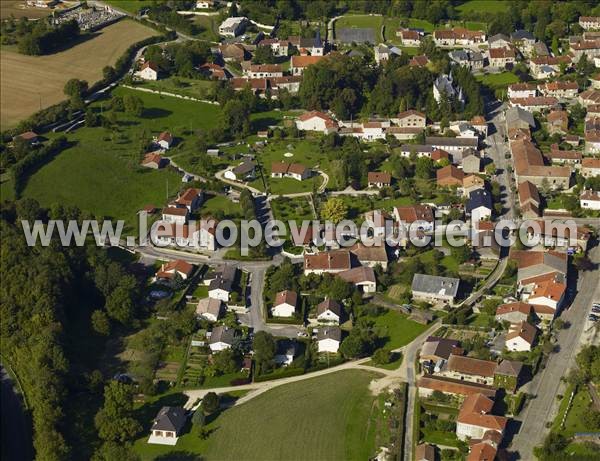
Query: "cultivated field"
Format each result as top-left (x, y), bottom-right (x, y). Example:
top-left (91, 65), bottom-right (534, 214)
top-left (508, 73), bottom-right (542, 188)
top-left (0, 1), bottom-right (53, 19)
top-left (0, 19), bottom-right (156, 129)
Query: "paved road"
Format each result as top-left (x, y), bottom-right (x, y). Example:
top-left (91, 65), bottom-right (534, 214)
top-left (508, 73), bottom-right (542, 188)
top-left (485, 100), bottom-right (515, 220)
top-left (509, 243), bottom-right (600, 458)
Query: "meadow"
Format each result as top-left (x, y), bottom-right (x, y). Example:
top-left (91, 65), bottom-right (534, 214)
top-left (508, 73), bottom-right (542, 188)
top-left (133, 369), bottom-right (381, 460)
top-left (371, 310), bottom-right (430, 350)
top-left (456, 0), bottom-right (510, 16)
top-left (0, 19), bottom-right (156, 129)
top-left (5, 87), bottom-right (221, 233)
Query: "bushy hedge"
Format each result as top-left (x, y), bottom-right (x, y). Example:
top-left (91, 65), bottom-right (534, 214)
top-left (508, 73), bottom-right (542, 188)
top-left (253, 366), bottom-right (305, 382)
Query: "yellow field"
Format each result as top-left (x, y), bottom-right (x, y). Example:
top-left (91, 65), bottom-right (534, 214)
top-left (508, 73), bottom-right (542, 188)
top-left (0, 19), bottom-right (156, 129)
top-left (0, 1), bottom-right (53, 19)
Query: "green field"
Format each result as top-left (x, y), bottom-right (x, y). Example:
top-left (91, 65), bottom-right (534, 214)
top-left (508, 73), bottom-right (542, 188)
top-left (136, 77), bottom-right (216, 100)
top-left (105, 0), bottom-right (155, 14)
top-left (371, 310), bottom-right (429, 350)
top-left (476, 72), bottom-right (520, 89)
top-left (7, 87), bottom-right (220, 233)
top-left (251, 139), bottom-right (330, 194)
top-left (456, 0), bottom-right (510, 16)
top-left (134, 369), bottom-right (381, 460)
top-left (336, 15), bottom-right (384, 42)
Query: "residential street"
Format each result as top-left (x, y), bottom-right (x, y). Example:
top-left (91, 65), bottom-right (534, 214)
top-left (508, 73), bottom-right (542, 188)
top-left (509, 243), bottom-right (600, 458)
top-left (485, 99), bottom-right (515, 220)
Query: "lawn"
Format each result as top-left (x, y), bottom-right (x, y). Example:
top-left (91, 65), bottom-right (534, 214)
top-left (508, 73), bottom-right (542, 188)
top-left (104, 0), bottom-right (156, 14)
top-left (561, 387), bottom-right (599, 436)
top-left (191, 15), bottom-right (220, 42)
top-left (134, 369), bottom-right (381, 460)
top-left (136, 76), bottom-right (216, 100)
top-left (456, 0), bottom-right (510, 16)
top-left (253, 139), bottom-right (330, 194)
top-left (476, 72), bottom-right (520, 90)
top-left (0, 19), bottom-right (157, 128)
top-left (336, 15), bottom-right (384, 42)
top-left (371, 310), bottom-right (429, 350)
top-left (11, 87), bottom-right (220, 234)
top-left (200, 195), bottom-right (243, 219)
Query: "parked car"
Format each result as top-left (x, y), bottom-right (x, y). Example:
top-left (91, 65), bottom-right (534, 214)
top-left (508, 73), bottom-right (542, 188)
top-left (588, 315), bottom-right (599, 322)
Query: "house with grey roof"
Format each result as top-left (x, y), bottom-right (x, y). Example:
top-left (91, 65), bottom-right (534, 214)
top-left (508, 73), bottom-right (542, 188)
top-left (208, 265), bottom-right (237, 302)
top-left (209, 325), bottom-right (237, 352)
top-left (224, 159), bottom-right (256, 182)
top-left (148, 406), bottom-right (187, 445)
top-left (317, 326), bottom-right (342, 353)
top-left (505, 106), bottom-right (536, 131)
top-left (411, 274), bottom-right (460, 304)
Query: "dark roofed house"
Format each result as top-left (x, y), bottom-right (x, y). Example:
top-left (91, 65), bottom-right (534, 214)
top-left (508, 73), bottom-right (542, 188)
top-left (149, 406), bottom-right (187, 445)
top-left (411, 274), bottom-right (460, 304)
top-left (467, 189), bottom-right (493, 222)
top-left (415, 443), bottom-right (436, 461)
top-left (317, 326), bottom-right (342, 353)
top-left (420, 337), bottom-right (462, 364)
top-left (316, 298), bottom-right (343, 324)
top-left (494, 359), bottom-right (525, 392)
top-left (209, 325), bottom-right (237, 352)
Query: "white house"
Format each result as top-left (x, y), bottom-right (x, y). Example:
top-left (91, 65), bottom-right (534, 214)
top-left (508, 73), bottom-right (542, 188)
top-left (337, 266), bottom-right (377, 293)
top-left (456, 394), bottom-right (507, 441)
top-left (271, 290), bottom-right (297, 318)
top-left (317, 327), bottom-right (341, 353)
top-left (316, 298), bottom-right (342, 324)
top-left (295, 111), bottom-right (338, 134)
top-left (157, 131), bottom-right (173, 150)
top-left (208, 266), bottom-right (236, 302)
top-left (392, 109), bottom-right (426, 128)
top-left (526, 277), bottom-right (566, 311)
top-left (148, 407), bottom-right (186, 445)
top-left (218, 16), bottom-right (247, 37)
top-left (580, 16), bottom-right (600, 31)
top-left (411, 274), bottom-right (460, 304)
top-left (195, 297), bottom-right (223, 322)
top-left (505, 321), bottom-right (537, 352)
top-left (274, 341), bottom-right (296, 366)
top-left (508, 83), bottom-right (537, 100)
top-left (209, 326), bottom-right (236, 352)
top-left (580, 189), bottom-right (600, 209)
top-left (161, 207), bottom-right (188, 225)
top-left (466, 189), bottom-right (492, 222)
top-left (136, 61), bottom-right (159, 80)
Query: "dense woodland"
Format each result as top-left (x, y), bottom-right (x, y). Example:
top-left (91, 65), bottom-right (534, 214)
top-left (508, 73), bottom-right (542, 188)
top-left (0, 18), bottom-right (80, 55)
top-left (0, 200), bottom-right (148, 460)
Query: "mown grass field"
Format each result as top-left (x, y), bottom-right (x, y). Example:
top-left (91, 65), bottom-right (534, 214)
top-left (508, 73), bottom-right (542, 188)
top-left (0, 19), bottom-right (157, 129)
top-left (134, 369), bottom-right (381, 460)
top-left (5, 87), bottom-right (220, 233)
top-left (476, 72), bottom-right (520, 90)
top-left (371, 310), bottom-right (429, 350)
top-left (104, 0), bottom-right (156, 14)
top-left (456, 0), bottom-right (510, 16)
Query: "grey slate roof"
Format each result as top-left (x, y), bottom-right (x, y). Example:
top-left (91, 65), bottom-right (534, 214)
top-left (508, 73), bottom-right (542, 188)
top-left (467, 189), bottom-right (493, 212)
top-left (208, 265), bottom-right (236, 292)
top-left (209, 326), bottom-right (236, 345)
top-left (152, 406), bottom-right (186, 432)
top-left (411, 274), bottom-right (460, 297)
top-left (317, 326), bottom-right (342, 342)
top-left (506, 106), bottom-right (535, 130)
top-left (511, 29), bottom-right (535, 41)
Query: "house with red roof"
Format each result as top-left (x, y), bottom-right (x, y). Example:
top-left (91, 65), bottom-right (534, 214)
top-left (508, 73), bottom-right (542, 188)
top-left (456, 393), bottom-right (507, 441)
top-left (136, 61), bottom-right (159, 80)
top-left (155, 259), bottom-right (194, 281)
top-left (271, 290), bottom-right (298, 318)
